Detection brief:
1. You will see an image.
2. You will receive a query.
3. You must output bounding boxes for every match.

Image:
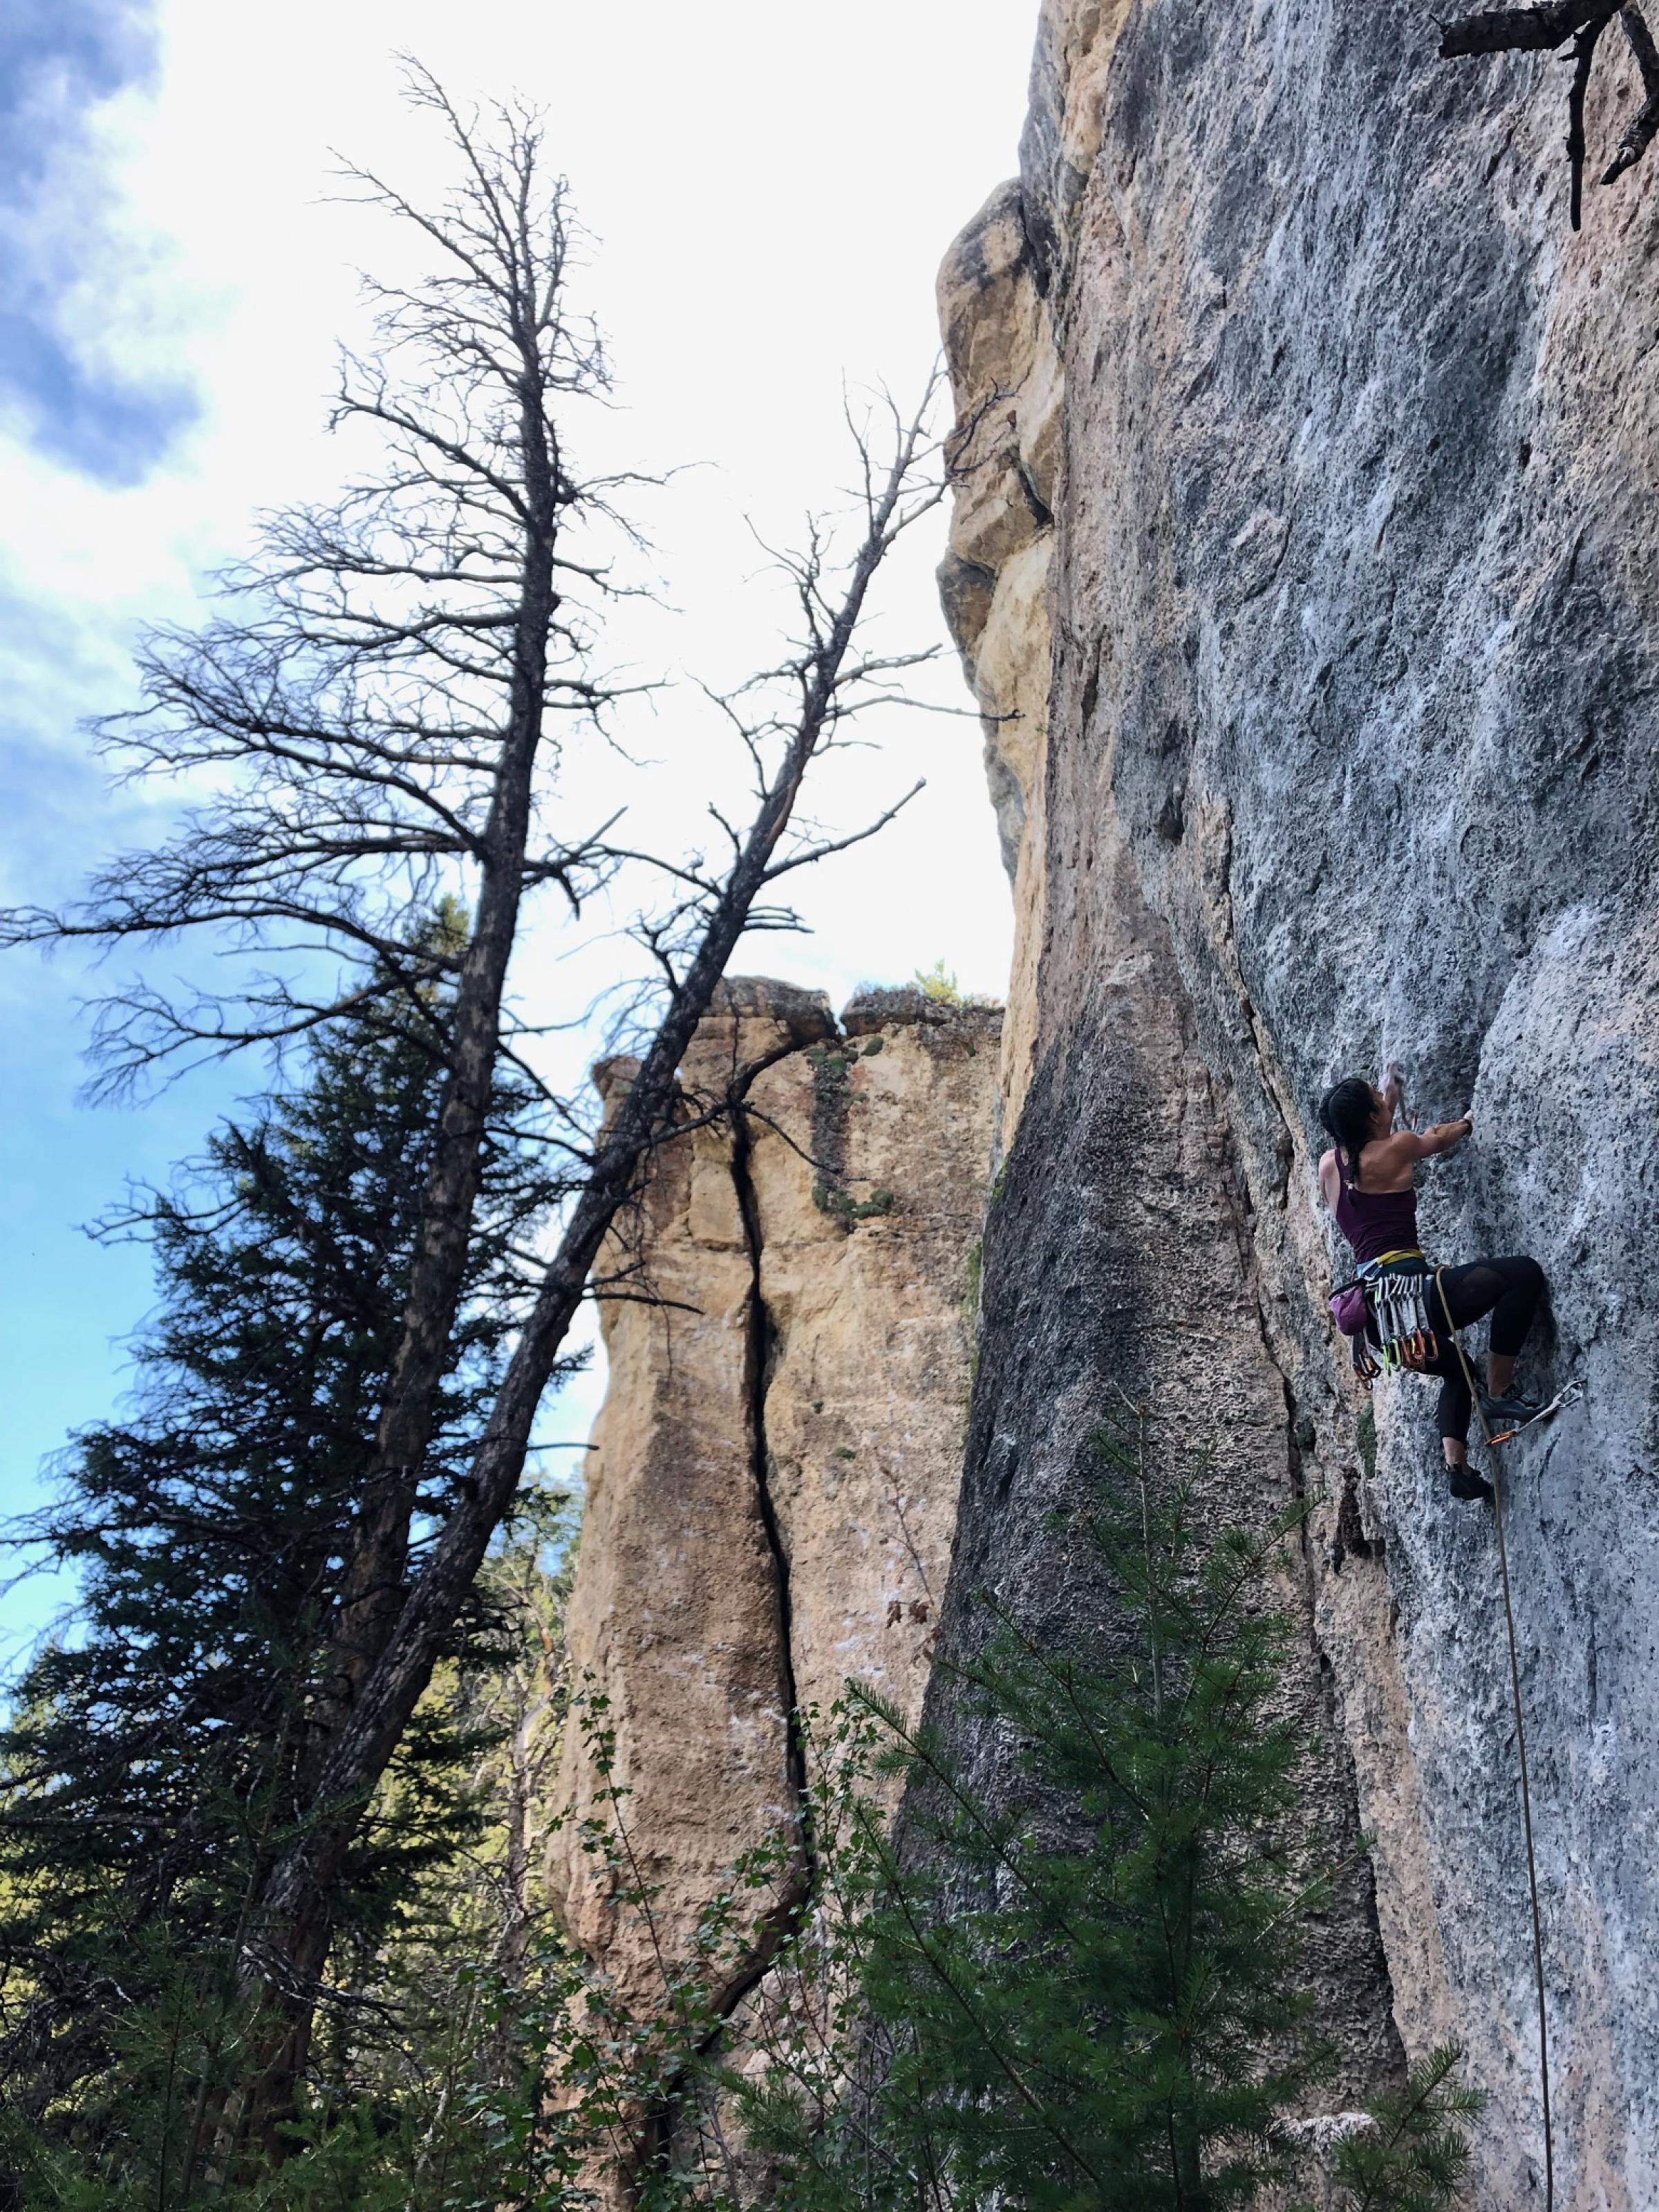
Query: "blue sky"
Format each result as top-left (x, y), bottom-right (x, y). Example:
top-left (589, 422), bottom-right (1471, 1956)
top-left (0, 0), bottom-right (196, 480)
top-left (0, 0), bottom-right (214, 1660)
top-left (0, 0), bottom-right (1030, 1675)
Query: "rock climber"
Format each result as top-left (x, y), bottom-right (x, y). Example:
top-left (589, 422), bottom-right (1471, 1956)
top-left (1317, 1067), bottom-right (1546, 1503)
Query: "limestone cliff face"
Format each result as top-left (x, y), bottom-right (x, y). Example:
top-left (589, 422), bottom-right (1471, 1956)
top-left (939, 3), bottom-right (1659, 2204)
top-left (551, 980), bottom-right (998, 2013)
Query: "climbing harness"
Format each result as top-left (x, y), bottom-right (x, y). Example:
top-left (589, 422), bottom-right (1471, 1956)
top-left (1360, 1250), bottom-right (1440, 1372)
top-left (1436, 1266), bottom-right (1555, 2212)
top-left (1329, 1249), bottom-right (1440, 1383)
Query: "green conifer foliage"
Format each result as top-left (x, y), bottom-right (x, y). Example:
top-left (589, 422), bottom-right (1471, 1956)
top-left (713, 1409), bottom-right (1482, 2212)
top-left (0, 1168), bottom-right (1486, 2212)
top-left (0, 939), bottom-right (576, 2152)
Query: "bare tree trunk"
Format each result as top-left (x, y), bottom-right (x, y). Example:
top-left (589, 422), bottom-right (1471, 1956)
top-left (0, 64), bottom-right (946, 2144)
top-left (244, 400), bottom-right (572, 2148)
top-left (241, 400), bottom-right (941, 2134)
top-left (324, 391), bottom-right (561, 1733)
top-left (500, 1689), bottom-right (535, 1986)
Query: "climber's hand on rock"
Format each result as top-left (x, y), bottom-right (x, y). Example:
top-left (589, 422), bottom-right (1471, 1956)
top-left (1420, 1114), bottom-right (1472, 1156)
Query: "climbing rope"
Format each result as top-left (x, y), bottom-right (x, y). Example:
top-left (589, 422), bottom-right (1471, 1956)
top-left (1436, 1265), bottom-right (1555, 2212)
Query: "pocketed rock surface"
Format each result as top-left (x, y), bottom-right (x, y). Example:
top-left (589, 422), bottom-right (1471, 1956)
top-left (937, 1), bottom-right (1659, 2203)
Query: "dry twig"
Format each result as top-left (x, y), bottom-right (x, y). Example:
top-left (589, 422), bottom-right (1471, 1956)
top-left (1440, 0), bottom-right (1659, 226)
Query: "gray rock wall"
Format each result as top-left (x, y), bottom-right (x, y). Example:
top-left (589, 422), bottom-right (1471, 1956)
top-left (938, 2), bottom-right (1659, 2204)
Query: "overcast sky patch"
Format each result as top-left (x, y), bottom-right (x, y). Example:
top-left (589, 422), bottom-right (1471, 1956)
top-left (0, 0), bottom-right (196, 482)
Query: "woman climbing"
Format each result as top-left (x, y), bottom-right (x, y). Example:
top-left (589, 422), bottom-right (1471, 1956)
top-left (1318, 1067), bottom-right (1546, 1503)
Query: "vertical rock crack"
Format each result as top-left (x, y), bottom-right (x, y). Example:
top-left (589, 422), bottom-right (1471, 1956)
top-left (632, 1080), bottom-right (819, 2191)
top-left (727, 1091), bottom-right (814, 1873)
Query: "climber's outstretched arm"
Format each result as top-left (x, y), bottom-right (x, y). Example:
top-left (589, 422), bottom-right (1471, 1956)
top-left (1344, 1116), bottom-right (1471, 1186)
top-left (1398, 1116), bottom-right (1473, 1163)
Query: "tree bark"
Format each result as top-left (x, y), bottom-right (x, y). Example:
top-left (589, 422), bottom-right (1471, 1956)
top-left (240, 407), bottom-right (936, 2137)
top-left (322, 375), bottom-right (562, 1736)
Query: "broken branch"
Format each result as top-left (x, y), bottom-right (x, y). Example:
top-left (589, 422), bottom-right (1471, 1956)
top-left (1604, 3), bottom-right (1659, 177)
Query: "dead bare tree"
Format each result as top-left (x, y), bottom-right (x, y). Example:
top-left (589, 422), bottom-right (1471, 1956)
top-left (0, 62), bottom-right (948, 2153)
top-left (5, 62), bottom-right (641, 1807)
top-left (1440, 0), bottom-right (1659, 226)
top-left (241, 388), bottom-right (944, 2139)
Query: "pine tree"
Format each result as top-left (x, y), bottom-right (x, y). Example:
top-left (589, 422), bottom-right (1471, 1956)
top-left (0, 928), bottom-right (577, 2153)
top-left (717, 1405), bottom-right (1482, 2212)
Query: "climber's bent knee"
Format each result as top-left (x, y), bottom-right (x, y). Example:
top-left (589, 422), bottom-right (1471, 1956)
top-left (1488, 1253), bottom-right (1546, 1358)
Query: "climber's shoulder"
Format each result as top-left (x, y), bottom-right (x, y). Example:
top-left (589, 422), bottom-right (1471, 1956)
top-left (1359, 1130), bottom-right (1428, 1185)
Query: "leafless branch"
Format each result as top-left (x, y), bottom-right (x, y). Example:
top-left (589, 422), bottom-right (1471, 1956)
top-left (763, 780), bottom-right (926, 878)
top-left (1438, 0), bottom-right (1659, 225)
top-left (1606, 4), bottom-right (1659, 176)
top-left (247, 375), bottom-right (948, 2103)
top-left (1, 58), bottom-right (950, 2145)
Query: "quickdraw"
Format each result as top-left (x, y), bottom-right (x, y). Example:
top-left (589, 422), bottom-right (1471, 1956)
top-left (1355, 1249), bottom-right (1439, 1378)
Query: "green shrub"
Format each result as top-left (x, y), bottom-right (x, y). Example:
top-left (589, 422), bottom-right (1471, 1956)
top-left (913, 960), bottom-right (962, 1004)
top-left (812, 1183), bottom-right (894, 1224)
top-left (706, 1401), bottom-right (1483, 2212)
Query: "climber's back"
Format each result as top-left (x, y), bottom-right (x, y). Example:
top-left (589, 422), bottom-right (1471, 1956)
top-left (1329, 1151), bottom-right (1422, 1266)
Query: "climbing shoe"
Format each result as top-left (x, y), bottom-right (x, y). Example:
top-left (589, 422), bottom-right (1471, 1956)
top-left (1448, 1464), bottom-right (1494, 1503)
top-left (1480, 1388), bottom-right (1544, 1432)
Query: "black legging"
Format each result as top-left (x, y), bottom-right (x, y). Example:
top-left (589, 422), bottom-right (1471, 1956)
top-left (1374, 1255), bottom-right (1545, 1443)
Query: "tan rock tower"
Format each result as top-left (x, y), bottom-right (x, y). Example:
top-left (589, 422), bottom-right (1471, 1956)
top-left (549, 977), bottom-right (1000, 2017)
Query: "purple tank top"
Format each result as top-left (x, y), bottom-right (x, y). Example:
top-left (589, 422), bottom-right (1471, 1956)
top-left (1333, 1151), bottom-right (1421, 1265)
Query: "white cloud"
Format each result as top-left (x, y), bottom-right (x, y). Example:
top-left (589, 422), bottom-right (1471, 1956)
top-left (0, 0), bottom-right (1031, 1649)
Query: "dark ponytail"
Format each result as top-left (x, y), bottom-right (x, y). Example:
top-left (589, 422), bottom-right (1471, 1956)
top-left (1319, 1074), bottom-right (1377, 1178)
